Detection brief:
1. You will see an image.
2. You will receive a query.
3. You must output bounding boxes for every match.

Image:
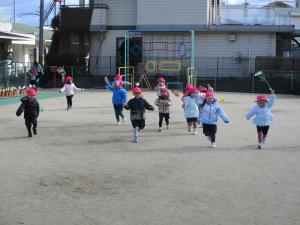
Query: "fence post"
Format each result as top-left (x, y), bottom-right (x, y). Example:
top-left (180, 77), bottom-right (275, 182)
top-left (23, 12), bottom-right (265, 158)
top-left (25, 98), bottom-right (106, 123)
top-left (215, 57), bottom-right (219, 91)
top-left (291, 71), bottom-right (294, 92)
top-left (251, 73), bottom-right (254, 93)
top-left (110, 56), bottom-right (112, 76)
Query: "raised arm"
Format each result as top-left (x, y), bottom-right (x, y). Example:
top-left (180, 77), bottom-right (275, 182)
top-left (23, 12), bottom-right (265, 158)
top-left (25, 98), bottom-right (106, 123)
top-left (267, 91), bottom-right (276, 108)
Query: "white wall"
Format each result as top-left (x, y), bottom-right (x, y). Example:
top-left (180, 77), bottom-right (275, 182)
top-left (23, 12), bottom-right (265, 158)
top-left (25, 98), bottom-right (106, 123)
top-left (93, 0), bottom-right (137, 26)
top-left (137, 0), bottom-right (208, 25)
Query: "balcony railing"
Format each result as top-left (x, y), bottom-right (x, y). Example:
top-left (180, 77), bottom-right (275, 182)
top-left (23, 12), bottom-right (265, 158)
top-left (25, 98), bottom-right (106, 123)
top-left (216, 6), bottom-right (291, 25)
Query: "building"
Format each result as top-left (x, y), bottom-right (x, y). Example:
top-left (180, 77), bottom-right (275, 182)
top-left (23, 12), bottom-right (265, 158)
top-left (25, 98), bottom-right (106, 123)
top-left (55, 0), bottom-right (300, 87)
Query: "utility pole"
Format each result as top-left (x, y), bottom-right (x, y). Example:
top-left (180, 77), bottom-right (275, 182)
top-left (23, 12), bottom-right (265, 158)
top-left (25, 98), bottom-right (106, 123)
top-left (39, 0), bottom-right (44, 64)
top-left (13, 0), bottom-right (15, 23)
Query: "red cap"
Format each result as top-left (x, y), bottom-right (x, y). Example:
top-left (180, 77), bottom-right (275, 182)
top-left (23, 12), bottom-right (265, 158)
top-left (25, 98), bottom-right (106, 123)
top-left (132, 87), bottom-right (142, 93)
top-left (255, 95), bottom-right (269, 102)
top-left (188, 87), bottom-right (198, 94)
top-left (205, 92), bottom-right (215, 98)
top-left (199, 86), bottom-right (208, 93)
top-left (186, 84), bottom-right (193, 90)
top-left (116, 74), bottom-right (122, 81)
top-left (27, 88), bottom-right (36, 97)
top-left (158, 77), bottom-right (165, 82)
top-left (65, 76), bottom-right (73, 83)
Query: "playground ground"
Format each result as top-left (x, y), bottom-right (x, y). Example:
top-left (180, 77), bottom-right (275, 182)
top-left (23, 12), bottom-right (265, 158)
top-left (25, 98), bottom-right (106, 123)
top-left (0, 90), bottom-right (299, 225)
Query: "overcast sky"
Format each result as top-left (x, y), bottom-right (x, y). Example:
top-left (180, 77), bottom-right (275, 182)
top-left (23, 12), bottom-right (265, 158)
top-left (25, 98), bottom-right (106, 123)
top-left (0, 0), bottom-right (294, 27)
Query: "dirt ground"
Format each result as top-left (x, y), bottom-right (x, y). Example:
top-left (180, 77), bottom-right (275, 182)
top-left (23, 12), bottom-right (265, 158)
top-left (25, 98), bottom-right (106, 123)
top-left (0, 90), bottom-right (299, 225)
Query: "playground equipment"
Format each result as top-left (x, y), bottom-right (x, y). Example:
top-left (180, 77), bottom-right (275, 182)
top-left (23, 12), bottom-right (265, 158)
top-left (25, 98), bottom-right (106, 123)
top-left (124, 30), bottom-right (196, 87)
top-left (118, 66), bottom-right (135, 87)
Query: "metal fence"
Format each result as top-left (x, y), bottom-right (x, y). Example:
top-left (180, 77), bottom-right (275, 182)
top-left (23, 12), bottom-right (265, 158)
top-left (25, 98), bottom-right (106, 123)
top-left (0, 62), bottom-right (29, 89)
top-left (2, 57), bottom-right (300, 94)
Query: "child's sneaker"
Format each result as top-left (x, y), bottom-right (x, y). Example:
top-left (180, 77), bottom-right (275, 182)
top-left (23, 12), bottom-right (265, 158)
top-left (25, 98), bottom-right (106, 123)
top-left (28, 132), bottom-right (32, 138)
top-left (67, 106), bottom-right (70, 110)
top-left (166, 124), bottom-right (170, 130)
top-left (192, 128), bottom-right (197, 135)
top-left (132, 137), bottom-right (138, 143)
top-left (262, 139), bottom-right (266, 145)
top-left (257, 144), bottom-right (262, 149)
top-left (158, 127), bottom-right (162, 132)
top-left (210, 142), bottom-right (216, 148)
top-left (33, 128), bottom-right (37, 135)
top-left (117, 121), bottom-right (121, 126)
top-left (122, 117), bottom-right (126, 123)
top-left (188, 126), bottom-right (192, 133)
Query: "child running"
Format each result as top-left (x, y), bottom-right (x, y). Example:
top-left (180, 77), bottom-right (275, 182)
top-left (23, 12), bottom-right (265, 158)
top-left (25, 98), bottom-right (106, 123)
top-left (124, 87), bottom-right (155, 143)
top-left (246, 89), bottom-right (276, 149)
top-left (154, 77), bottom-right (167, 97)
top-left (154, 87), bottom-right (172, 132)
top-left (196, 86), bottom-right (208, 127)
top-left (104, 76), bottom-right (128, 126)
top-left (60, 76), bottom-right (82, 110)
top-left (183, 86), bottom-right (201, 135)
top-left (16, 88), bottom-right (40, 138)
top-left (201, 92), bottom-right (229, 148)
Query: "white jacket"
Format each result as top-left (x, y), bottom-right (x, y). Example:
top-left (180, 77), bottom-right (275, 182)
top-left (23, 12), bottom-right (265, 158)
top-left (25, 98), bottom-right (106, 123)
top-left (60, 83), bottom-right (81, 96)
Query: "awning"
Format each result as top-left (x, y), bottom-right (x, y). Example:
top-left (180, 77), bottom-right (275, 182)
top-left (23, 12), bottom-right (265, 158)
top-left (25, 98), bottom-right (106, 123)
top-left (0, 31), bottom-right (34, 41)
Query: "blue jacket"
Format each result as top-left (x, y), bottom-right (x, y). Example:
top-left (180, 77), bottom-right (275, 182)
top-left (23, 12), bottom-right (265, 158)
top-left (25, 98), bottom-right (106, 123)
top-left (201, 101), bottom-right (229, 125)
top-left (246, 94), bottom-right (276, 126)
top-left (183, 96), bottom-right (199, 118)
top-left (106, 83), bottom-right (128, 106)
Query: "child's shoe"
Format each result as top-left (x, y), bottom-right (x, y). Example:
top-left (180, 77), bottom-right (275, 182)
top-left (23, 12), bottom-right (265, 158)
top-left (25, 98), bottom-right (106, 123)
top-left (210, 142), bottom-right (216, 148)
top-left (132, 137), bottom-right (138, 143)
top-left (188, 126), bottom-right (192, 133)
top-left (192, 128), bottom-right (197, 135)
top-left (166, 124), bottom-right (170, 130)
top-left (28, 132), bottom-right (32, 138)
top-left (117, 121), bottom-right (121, 126)
top-left (158, 127), bottom-right (162, 132)
top-left (257, 143), bottom-right (262, 149)
top-left (262, 139), bottom-right (266, 145)
top-left (33, 128), bottom-right (37, 135)
top-left (67, 106), bottom-right (70, 110)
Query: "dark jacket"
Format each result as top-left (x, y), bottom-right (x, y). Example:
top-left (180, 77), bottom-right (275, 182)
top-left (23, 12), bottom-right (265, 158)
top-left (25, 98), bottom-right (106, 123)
top-left (124, 97), bottom-right (154, 120)
top-left (16, 97), bottom-right (40, 119)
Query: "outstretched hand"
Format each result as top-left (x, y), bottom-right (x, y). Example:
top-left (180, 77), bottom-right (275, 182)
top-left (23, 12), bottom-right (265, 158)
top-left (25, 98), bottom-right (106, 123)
top-left (104, 76), bottom-right (109, 83)
top-left (270, 88), bottom-right (275, 95)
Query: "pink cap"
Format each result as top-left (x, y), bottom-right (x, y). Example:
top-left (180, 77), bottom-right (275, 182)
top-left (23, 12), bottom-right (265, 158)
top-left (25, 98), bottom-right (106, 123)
top-left (158, 77), bottom-right (165, 82)
top-left (27, 88), bottom-right (36, 97)
top-left (205, 92), bottom-right (215, 98)
top-left (132, 87), bottom-right (142, 93)
top-left (255, 95), bottom-right (269, 102)
top-left (186, 84), bottom-right (193, 90)
top-left (116, 74), bottom-right (122, 81)
top-left (65, 76), bottom-right (73, 83)
top-left (188, 87), bottom-right (198, 94)
top-left (199, 86), bottom-right (207, 93)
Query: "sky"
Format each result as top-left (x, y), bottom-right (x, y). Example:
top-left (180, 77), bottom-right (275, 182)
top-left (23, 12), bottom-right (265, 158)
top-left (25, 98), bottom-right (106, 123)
top-left (0, 0), bottom-right (295, 27)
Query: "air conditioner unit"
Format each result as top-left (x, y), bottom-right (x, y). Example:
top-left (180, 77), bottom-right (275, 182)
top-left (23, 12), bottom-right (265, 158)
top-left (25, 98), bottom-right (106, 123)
top-left (229, 34), bottom-right (236, 41)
